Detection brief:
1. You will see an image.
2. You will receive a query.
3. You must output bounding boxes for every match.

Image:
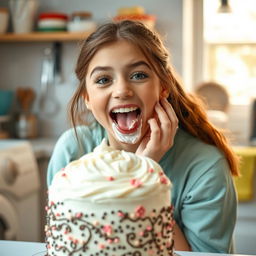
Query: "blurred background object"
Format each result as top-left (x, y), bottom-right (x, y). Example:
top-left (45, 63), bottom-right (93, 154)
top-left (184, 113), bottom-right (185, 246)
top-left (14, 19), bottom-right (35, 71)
top-left (250, 98), bottom-right (256, 146)
top-left (9, 0), bottom-right (38, 33)
top-left (195, 81), bottom-right (230, 129)
top-left (0, 7), bottom-right (9, 34)
top-left (67, 11), bottom-right (96, 32)
top-left (113, 6), bottom-right (156, 30)
top-left (0, 89), bottom-right (14, 116)
top-left (0, 89), bottom-right (14, 138)
top-left (37, 12), bottom-right (68, 32)
top-left (15, 87), bottom-right (38, 139)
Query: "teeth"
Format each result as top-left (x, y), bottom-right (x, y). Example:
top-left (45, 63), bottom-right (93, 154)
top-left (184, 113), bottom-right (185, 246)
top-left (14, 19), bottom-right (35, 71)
top-left (112, 107), bottom-right (138, 113)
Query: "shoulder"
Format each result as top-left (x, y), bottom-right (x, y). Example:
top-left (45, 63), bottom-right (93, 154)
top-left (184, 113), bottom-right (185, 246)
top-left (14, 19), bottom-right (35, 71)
top-left (55, 122), bottom-right (106, 154)
top-left (170, 129), bottom-right (227, 177)
top-left (47, 122), bottom-right (106, 186)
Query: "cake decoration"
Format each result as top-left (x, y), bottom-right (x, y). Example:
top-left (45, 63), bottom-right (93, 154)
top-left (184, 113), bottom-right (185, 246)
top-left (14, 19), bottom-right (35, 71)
top-left (46, 139), bottom-right (174, 255)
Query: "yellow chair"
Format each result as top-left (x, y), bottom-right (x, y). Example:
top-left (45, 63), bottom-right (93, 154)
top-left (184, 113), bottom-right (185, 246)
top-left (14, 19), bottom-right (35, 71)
top-left (233, 147), bottom-right (256, 201)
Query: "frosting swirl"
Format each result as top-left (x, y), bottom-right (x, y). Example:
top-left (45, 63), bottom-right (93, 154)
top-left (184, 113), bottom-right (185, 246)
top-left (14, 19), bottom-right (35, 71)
top-left (50, 139), bottom-right (171, 203)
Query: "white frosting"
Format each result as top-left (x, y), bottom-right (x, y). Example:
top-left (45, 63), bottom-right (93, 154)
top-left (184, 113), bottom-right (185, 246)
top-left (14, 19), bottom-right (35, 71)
top-left (47, 139), bottom-right (174, 256)
top-left (49, 139), bottom-right (171, 203)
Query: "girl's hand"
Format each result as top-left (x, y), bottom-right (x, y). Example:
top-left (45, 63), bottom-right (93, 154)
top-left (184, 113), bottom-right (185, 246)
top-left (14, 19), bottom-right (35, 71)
top-left (136, 98), bottom-right (179, 162)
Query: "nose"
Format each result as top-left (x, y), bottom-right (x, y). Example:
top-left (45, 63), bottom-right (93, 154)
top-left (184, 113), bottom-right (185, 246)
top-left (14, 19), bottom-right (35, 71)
top-left (112, 79), bottom-right (134, 99)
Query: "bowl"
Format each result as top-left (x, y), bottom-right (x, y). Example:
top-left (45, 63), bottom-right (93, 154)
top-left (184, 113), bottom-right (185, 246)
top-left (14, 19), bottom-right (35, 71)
top-left (0, 89), bottom-right (14, 116)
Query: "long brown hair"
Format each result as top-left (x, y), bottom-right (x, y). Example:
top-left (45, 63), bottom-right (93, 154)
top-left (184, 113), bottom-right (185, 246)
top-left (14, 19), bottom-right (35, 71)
top-left (70, 20), bottom-right (239, 176)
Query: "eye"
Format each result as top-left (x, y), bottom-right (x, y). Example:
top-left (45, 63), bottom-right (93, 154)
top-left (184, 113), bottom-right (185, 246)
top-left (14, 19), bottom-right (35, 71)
top-left (130, 71), bottom-right (149, 81)
top-left (94, 75), bottom-right (112, 86)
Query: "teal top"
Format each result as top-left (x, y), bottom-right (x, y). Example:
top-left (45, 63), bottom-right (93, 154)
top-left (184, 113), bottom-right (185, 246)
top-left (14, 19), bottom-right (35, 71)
top-left (47, 122), bottom-right (237, 253)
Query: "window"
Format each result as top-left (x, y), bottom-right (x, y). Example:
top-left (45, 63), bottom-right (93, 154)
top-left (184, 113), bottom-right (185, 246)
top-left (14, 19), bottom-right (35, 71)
top-left (204, 0), bottom-right (256, 104)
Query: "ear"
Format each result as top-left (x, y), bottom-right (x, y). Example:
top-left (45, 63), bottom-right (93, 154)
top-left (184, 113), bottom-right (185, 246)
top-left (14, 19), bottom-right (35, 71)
top-left (83, 93), bottom-right (91, 110)
top-left (160, 88), bottom-right (169, 98)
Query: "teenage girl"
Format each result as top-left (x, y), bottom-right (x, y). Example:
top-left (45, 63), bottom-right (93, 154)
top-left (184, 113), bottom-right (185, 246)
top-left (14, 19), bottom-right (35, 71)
top-left (47, 20), bottom-right (239, 253)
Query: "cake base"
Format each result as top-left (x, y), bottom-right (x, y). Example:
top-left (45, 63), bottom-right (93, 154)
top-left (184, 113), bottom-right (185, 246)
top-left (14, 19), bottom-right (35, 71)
top-left (46, 199), bottom-right (174, 256)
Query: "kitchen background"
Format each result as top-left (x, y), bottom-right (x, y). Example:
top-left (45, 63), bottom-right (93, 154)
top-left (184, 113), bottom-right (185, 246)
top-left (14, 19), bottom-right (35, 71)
top-left (0, 0), bottom-right (255, 254)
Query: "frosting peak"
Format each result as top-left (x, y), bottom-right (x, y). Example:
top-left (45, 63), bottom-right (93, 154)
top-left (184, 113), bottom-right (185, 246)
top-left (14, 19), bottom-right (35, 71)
top-left (50, 139), bottom-right (171, 203)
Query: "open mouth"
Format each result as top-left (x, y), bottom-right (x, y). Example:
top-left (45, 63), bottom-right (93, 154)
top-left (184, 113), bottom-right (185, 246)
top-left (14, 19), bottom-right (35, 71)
top-left (110, 106), bottom-right (141, 134)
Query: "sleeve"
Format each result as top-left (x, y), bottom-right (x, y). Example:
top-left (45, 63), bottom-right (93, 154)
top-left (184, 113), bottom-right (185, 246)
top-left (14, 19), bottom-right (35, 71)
top-left (180, 158), bottom-right (237, 253)
top-left (47, 126), bottom-right (98, 187)
top-left (47, 129), bottom-right (80, 187)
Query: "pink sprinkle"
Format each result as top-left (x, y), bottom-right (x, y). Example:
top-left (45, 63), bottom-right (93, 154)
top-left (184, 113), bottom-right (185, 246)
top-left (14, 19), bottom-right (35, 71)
top-left (159, 171), bottom-right (164, 176)
top-left (61, 172), bottom-right (67, 177)
top-left (51, 226), bottom-right (57, 230)
top-left (61, 168), bottom-right (65, 171)
top-left (64, 229), bottom-right (69, 234)
top-left (50, 201), bottom-right (54, 206)
top-left (148, 250), bottom-right (154, 255)
top-left (73, 239), bottom-right (78, 244)
top-left (167, 224), bottom-right (172, 230)
top-left (148, 168), bottom-right (154, 173)
top-left (107, 239), bottom-right (113, 244)
top-left (75, 212), bottom-right (83, 218)
top-left (135, 205), bottom-right (146, 218)
top-left (117, 211), bottom-right (124, 217)
top-left (102, 225), bottom-right (113, 235)
top-left (45, 206), bottom-right (49, 211)
top-left (47, 244), bottom-right (51, 249)
top-left (139, 231), bottom-right (144, 236)
top-left (160, 177), bottom-right (168, 184)
top-left (98, 243), bottom-right (105, 249)
top-left (56, 213), bottom-right (61, 217)
top-left (130, 178), bottom-right (142, 187)
top-left (106, 176), bottom-right (115, 181)
top-left (146, 226), bottom-right (152, 231)
top-left (114, 238), bottom-right (119, 243)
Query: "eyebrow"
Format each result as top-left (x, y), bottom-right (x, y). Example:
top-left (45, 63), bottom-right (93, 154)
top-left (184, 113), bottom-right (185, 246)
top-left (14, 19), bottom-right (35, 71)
top-left (89, 60), bottom-right (151, 78)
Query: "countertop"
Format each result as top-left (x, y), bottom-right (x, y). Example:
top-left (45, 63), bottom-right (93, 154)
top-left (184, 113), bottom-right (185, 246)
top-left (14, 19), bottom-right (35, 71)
top-left (0, 240), bottom-right (254, 256)
top-left (0, 137), bottom-right (57, 159)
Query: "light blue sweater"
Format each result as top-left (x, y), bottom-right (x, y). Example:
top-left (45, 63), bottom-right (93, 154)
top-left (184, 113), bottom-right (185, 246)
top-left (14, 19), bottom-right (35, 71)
top-left (47, 122), bottom-right (237, 253)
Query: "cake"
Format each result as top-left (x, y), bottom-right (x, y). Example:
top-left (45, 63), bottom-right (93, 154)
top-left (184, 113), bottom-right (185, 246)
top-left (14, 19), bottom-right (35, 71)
top-left (45, 139), bottom-right (174, 256)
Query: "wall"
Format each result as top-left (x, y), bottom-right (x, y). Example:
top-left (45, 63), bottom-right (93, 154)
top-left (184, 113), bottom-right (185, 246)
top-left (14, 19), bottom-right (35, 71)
top-left (0, 0), bottom-right (183, 138)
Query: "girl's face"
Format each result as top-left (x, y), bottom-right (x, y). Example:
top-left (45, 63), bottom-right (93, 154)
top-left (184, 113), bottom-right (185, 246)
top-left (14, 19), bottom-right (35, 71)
top-left (85, 39), bottom-right (164, 151)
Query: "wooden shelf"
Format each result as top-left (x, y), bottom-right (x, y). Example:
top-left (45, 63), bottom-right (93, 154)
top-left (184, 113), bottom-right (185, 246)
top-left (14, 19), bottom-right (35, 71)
top-left (0, 31), bottom-right (94, 42)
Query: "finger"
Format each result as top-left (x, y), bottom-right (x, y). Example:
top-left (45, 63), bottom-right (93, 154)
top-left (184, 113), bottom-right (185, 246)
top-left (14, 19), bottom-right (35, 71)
top-left (154, 104), bottom-right (173, 146)
top-left (160, 98), bottom-right (179, 129)
top-left (146, 118), bottom-right (161, 152)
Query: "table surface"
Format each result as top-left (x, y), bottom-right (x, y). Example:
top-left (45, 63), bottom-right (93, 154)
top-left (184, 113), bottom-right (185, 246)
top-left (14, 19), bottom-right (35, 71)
top-left (0, 240), bottom-right (255, 256)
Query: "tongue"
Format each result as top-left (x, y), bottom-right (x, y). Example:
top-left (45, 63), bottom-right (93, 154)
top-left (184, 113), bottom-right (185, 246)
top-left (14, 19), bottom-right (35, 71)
top-left (116, 112), bottom-right (138, 131)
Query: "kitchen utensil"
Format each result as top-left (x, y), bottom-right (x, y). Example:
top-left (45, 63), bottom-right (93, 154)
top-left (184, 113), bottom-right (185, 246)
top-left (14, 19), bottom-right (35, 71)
top-left (9, 0), bottom-right (38, 33)
top-left (15, 87), bottom-right (38, 138)
top-left (16, 87), bottom-right (35, 111)
top-left (39, 47), bottom-right (59, 118)
top-left (16, 112), bottom-right (37, 138)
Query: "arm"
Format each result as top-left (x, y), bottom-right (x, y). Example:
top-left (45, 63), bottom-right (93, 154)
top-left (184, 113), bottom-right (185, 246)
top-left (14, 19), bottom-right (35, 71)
top-left (174, 223), bottom-right (191, 251)
top-left (180, 158), bottom-right (237, 253)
